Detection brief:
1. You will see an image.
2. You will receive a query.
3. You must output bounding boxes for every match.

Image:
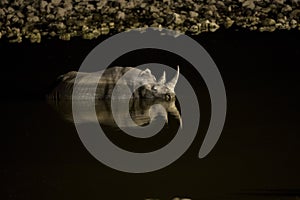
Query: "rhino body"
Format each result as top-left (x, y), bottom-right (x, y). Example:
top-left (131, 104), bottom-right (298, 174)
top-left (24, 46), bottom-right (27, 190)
top-left (48, 66), bottom-right (179, 101)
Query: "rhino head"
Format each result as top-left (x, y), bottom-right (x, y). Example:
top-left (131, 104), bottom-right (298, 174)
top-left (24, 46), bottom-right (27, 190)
top-left (134, 66), bottom-right (180, 101)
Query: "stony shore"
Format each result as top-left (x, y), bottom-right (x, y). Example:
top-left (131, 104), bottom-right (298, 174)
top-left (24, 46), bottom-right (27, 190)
top-left (0, 0), bottom-right (299, 43)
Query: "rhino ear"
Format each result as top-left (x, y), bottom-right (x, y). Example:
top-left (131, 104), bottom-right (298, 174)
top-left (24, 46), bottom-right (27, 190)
top-left (140, 68), bottom-right (152, 77)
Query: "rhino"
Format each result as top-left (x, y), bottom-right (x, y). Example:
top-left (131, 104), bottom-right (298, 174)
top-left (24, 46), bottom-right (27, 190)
top-left (47, 66), bottom-right (179, 101)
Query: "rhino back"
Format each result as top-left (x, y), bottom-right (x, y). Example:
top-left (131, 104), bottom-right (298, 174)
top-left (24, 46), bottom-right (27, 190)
top-left (47, 67), bottom-right (138, 100)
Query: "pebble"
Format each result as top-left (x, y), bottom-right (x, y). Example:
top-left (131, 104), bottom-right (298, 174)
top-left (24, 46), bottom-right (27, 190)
top-left (290, 9), bottom-right (300, 18)
top-left (40, 1), bottom-right (48, 11)
top-left (150, 5), bottom-right (159, 13)
top-left (189, 11), bottom-right (198, 18)
top-left (101, 26), bottom-right (110, 35)
top-left (56, 7), bottom-right (67, 18)
top-left (282, 5), bottom-right (293, 12)
top-left (29, 32), bottom-right (41, 43)
top-left (242, 0), bottom-right (256, 10)
top-left (224, 17), bottom-right (234, 28)
top-left (16, 11), bottom-right (24, 18)
top-left (51, 0), bottom-right (61, 6)
top-left (262, 18), bottom-right (276, 26)
top-left (165, 14), bottom-right (175, 24)
top-left (59, 33), bottom-right (70, 40)
top-left (189, 24), bottom-right (199, 33)
top-left (174, 13), bottom-right (184, 24)
top-left (290, 19), bottom-right (298, 28)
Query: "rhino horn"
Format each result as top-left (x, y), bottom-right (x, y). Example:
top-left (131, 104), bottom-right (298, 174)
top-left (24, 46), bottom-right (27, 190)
top-left (157, 71), bottom-right (166, 84)
top-left (166, 66), bottom-right (179, 91)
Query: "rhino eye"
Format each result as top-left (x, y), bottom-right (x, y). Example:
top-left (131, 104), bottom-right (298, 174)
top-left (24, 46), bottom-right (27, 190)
top-left (152, 86), bottom-right (158, 91)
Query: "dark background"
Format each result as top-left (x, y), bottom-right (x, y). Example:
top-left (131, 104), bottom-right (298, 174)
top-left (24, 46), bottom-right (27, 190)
top-left (1, 30), bottom-right (300, 200)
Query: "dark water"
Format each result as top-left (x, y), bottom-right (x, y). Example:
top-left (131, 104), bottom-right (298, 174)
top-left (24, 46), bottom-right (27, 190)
top-left (1, 31), bottom-right (300, 200)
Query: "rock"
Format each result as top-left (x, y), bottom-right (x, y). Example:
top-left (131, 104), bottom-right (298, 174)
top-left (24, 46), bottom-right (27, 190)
top-left (46, 3), bottom-right (54, 13)
top-left (261, 7), bottom-right (271, 13)
top-left (150, 5), bottom-right (159, 13)
top-left (59, 33), bottom-right (71, 40)
top-left (242, 0), bottom-right (255, 10)
top-left (46, 14), bottom-right (55, 20)
top-left (0, 9), bottom-right (5, 17)
top-left (275, 23), bottom-right (284, 29)
top-left (205, 10), bottom-right (213, 16)
top-left (116, 11), bottom-right (125, 20)
top-left (101, 26), bottom-right (109, 35)
top-left (174, 13), bottom-right (184, 24)
top-left (0, 0), bottom-right (8, 5)
top-left (40, 1), bottom-right (48, 11)
top-left (249, 25), bottom-right (257, 30)
top-left (7, 6), bottom-right (15, 13)
top-left (274, 0), bottom-right (284, 4)
top-left (82, 32), bottom-right (94, 40)
top-left (190, 24), bottom-right (199, 33)
top-left (109, 22), bottom-right (114, 29)
top-left (262, 18), bottom-right (276, 26)
top-left (16, 11), bottom-right (24, 18)
top-left (278, 18), bottom-right (286, 24)
top-left (163, 0), bottom-right (171, 4)
top-left (152, 12), bottom-right (159, 19)
top-left (6, 14), bottom-right (13, 20)
top-left (290, 9), bottom-right (300, 19)
top-left (217, 1), bottom-right (225, 7)
top-left (29, 32), bottom-right (41, 43)
top-left (49, 31), bottom-right (56, 37)
top-left (224, 17), bottom-right (234, 28)
top-left (165, 14), bottom-right (175, 24)
top-left (290, 19), bottom-right (298, 28)
top-left (155, 17), bottom-right (164, 24)
top-left (56, 7), bottom-right (67, 18)
top-left (282, 5), bottom-right (292, 12)
top-left (189, 11), bottom-right (198, 18)
top-left (86, 4), bottom-right (95, 11)
top-left (51, 0), bottom-right (61, 6)
top-left (125, 1), bottom-right (135, 9)
top-left (96, 1), bottom-right (107, 10)
top-left (64, 2), bottom-right (72, 10)
top-left (11, 15), bottom-right (19, 23)
top-left (81, 24), bottom-right (89, 32)
top-left (259, 25), bottom-right (277, 32)
top-left (56, 22), bottom-right (66, 30)
top-left (27, 16), bottom-right (40, 23)
top-left (92, 28), bottom-right (101, 37)
top-left (9, 36), bottom-right (22, 43)
top-left (33, 29), bottom-right (39, 34)
top-left (210, 21), bottom-right (220, 32)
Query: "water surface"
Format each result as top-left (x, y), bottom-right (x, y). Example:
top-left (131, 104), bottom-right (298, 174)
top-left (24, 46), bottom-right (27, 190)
top-left (1, 31), bottom-right (300, 200)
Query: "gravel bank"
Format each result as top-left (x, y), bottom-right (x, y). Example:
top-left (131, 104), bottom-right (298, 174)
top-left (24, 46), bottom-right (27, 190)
top-left (0, 0), bottom-right (299, 43)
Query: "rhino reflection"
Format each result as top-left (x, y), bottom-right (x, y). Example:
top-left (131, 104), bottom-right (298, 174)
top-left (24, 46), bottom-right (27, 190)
top-left (50, 99), bottom-right (181, 128)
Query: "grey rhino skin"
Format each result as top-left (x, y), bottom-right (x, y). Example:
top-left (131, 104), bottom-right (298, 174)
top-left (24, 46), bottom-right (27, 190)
top-left (48, 66), bottom-right (179, 101)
